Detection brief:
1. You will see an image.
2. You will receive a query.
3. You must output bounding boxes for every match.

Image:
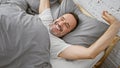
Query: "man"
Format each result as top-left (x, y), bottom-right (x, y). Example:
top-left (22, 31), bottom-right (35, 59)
top-left (39, 0), bottom-right (120, 62)
top-left (39, 0), bottom-right (79, 59)
top-left (0, 0), bottom-right (119, 68)
top-left (39, 0), bottom-right (120, 68)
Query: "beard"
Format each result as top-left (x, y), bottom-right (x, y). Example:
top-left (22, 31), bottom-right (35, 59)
top-left (49, 24), bottom-right (61, 37)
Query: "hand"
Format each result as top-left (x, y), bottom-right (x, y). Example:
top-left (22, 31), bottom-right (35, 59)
top-left (102, 11), bottom-right (120, 25)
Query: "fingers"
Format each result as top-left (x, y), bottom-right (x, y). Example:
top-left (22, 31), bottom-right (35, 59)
top-left (102, 11), bottom-right (117, 25)
top-left (102, 11), bottom-right (109, 22)
top-left (102, 11), bottom-right (114, 19)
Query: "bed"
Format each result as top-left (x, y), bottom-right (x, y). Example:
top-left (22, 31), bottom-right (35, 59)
top-left (0, 0), bottom-right (109, 68)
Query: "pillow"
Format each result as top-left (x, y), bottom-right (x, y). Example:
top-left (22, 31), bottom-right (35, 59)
top-left (63, 17), bottom-right (109, 47)
top-left (57, 0), bottom-right (109, 47)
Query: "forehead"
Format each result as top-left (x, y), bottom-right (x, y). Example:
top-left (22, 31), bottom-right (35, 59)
top-left (62, 14), bottom-right (77, 25)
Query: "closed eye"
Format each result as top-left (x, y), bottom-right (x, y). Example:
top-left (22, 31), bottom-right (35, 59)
top-left (61, 17), bottom-right (70, 28)
top-left (64, 23), bottom-right (70, 28)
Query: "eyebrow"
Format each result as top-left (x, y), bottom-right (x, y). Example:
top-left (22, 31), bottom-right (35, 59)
top-left (62, 16), bottom-right (65, 20)
top-left (62, 16), bottom-right (70, 28)
top-left (61, 16), bottom-right (65, 20)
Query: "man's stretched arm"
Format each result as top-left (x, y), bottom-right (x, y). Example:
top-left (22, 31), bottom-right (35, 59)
top-left (39, 0), bottom-right (50, 13)
top-left (58, 11), bottom-right (120, 60)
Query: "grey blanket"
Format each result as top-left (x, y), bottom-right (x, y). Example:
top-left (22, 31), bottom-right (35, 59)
top-left (0, 0), bottom-right (51, 68)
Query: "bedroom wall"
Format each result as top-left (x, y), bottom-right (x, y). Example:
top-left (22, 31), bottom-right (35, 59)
top-left (74, 0), bottom-right (120, 68)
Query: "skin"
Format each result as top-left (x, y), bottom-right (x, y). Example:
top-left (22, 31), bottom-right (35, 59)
top-left (39, 0), bottom-right (77, 38)
top-left (49, 13), bottom-right (77, 37)
top-left (39, 0), bottom-right (120, 60)
top-left (58, 11), bottom-right (120, 60)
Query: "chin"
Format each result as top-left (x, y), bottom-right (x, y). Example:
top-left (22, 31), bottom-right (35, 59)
top-left (50, 30), bottom-right (61, 37)
top-left (49, 27), bottom-right (63, 37)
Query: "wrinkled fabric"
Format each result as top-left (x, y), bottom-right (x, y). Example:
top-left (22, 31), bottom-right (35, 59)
top-left (0, 0), bottom-right (51, 68)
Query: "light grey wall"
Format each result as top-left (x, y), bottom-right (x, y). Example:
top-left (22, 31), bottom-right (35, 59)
top-left (74, 0), bottom-right (120, 24)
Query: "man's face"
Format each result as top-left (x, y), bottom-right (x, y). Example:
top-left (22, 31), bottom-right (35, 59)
top-left (49, 13), bottom-right (77, 37)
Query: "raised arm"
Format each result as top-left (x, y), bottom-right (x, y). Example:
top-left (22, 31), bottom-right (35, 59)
top-left (58, 11), bottom-right (120, 60)
top-left (39, 0), bottom-right (50, 13)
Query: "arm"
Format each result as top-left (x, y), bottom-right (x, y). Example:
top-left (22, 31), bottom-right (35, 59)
top-left (58, 11), bottom-right (120, 60)
top-left (39, 0), bottom-right (50, 13)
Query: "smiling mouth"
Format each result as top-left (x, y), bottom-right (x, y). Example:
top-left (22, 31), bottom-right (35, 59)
top-left (54, 21), bottom-right (63, 31)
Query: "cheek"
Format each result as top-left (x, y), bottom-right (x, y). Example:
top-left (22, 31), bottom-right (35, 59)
top-left (50, 25), bottom-right (60, 34)
top-left (62, 29), bottom-right (70, 35)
